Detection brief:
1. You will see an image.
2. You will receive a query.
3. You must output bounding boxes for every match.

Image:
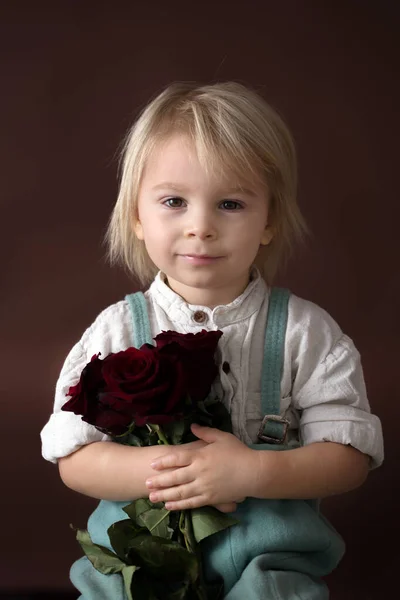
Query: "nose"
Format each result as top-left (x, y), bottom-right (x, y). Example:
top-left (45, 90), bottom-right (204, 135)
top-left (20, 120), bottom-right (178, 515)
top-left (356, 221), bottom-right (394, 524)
top-left (183, 207), bottom-right (217, 240)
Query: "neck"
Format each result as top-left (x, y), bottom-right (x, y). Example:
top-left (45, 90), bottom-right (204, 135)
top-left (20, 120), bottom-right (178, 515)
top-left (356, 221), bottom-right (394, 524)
top-left (164, 275), bottom-right (251, 309)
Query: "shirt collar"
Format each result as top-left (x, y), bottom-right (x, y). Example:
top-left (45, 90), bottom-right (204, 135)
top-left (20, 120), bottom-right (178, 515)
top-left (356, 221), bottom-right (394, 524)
top-left (149, 266), bottom-right (268, 328)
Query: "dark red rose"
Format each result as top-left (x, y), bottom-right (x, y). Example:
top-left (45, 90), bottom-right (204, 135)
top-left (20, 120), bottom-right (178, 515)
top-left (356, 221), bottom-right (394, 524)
top-left (63, 353), bottom-right (112, 425)
top-left (154, 330), bottom-right (222, 354)
top-left (62, 345), bottom-right (189, 435)
top-left (154, 330), bottom-right (222, 402)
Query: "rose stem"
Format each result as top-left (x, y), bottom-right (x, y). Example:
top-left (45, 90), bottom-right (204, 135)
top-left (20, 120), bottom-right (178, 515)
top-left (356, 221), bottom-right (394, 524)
top-left (147, 424), bottom-right (169, 445)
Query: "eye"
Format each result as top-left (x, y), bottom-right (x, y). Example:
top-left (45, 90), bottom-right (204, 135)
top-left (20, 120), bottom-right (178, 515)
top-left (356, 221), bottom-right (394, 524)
top-left (220, 200), bottom-right (243, 210)
top-left (163, 197), bottom-right (185, 208)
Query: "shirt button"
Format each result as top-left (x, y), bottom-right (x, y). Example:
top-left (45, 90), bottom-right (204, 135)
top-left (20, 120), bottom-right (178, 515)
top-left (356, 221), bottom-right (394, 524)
top-left (193, 310), bottom-right (207, 323)
top-left (222, 361), bottom-right (230, 374)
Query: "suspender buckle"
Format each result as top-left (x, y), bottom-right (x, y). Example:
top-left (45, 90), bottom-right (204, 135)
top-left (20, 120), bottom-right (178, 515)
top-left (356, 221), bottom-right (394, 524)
top-left (258, 415), bottom-right (290, 444)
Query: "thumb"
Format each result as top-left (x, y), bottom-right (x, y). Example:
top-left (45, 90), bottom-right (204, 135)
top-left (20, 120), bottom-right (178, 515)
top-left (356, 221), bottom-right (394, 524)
top-left (190, 423), bottom-right (222, 443)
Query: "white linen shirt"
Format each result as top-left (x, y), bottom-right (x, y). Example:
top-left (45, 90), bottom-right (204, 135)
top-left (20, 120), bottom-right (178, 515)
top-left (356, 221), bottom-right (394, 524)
top-left (40, 268), bottom-right (384, 468)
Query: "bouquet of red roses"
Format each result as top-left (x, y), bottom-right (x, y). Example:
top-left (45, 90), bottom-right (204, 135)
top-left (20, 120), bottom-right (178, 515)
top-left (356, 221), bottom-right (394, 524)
top-left (62, 330), bottom-right (237, 600)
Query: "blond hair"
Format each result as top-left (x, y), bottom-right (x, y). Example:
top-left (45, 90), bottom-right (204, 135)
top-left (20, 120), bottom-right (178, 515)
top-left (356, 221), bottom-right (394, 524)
top-left (106, 81), bottom-right (308, 285)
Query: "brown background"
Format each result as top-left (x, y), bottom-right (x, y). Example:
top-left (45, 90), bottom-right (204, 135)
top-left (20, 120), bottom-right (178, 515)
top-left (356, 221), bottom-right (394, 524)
top-left (1, 1), bottom-right (399, 598)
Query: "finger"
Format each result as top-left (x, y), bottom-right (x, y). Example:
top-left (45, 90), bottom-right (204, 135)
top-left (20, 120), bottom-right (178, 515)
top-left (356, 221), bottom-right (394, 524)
top-left (146, 468), bottom-right (194, 490)
top-left (149, 482), bottom-right (198, 504)
top-left (164, 496), bottom-right (206, 511)
top-left (190, 423), bottom-right (223, 443)
top-left (186, 440), bottom-right (208, 450)
top-left (151, 451), bottom-right (194, 470)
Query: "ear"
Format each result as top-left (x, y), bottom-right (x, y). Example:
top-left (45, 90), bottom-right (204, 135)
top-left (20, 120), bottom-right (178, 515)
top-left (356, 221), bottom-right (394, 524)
top-left (261, 226), bottom-right (273, 246)
top-left (133, 218), bottom-right (144, 240)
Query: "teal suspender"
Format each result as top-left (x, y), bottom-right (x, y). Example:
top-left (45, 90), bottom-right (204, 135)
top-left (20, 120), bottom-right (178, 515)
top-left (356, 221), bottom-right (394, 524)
top-left (258, 287), bottom-right (291, 444)
top-left (125, 292), bottom-right (153, 348)
top-left (125, 287), bottom-right (290, 445)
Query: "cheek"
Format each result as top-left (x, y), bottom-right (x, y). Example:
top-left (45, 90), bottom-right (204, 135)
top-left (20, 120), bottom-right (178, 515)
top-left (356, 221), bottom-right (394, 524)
top-left (242, 219), bottom-right (267, 242)
top-left (147, 215), bottom-right (176, 238)
top-left (142, 223), bottom-right (171, 254)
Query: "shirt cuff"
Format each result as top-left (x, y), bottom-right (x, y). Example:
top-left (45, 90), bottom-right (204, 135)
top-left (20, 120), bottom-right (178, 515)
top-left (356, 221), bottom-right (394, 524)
top-left (40, 411), bottom-right (110, 464)
top-left (300, 404), bottom-right (384, 469)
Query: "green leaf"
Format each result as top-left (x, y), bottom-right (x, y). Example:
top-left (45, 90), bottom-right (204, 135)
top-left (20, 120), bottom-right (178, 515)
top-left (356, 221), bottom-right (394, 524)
top-left (120, 433), bottom-right (144, 447)
top-left (128, 535), bottom-right (199, 583)
top-left (107, 519), bottom-right (147, 561)
top-left (190, 507), bottom-right (239, 543)
top-left (122, 498), bottom-right (149, 522)
top-left (194, 395), bottom-right (234, 433)
top-left (203, 393), bottom-right (220, 407)
top-left (194, 400), bottom-right (212, 420)
top-left (129, 572), bottom-right (159, 600)
top-left (122, 565), bottom-right (139, 600)
top-left (75, 528), bottom-right (125, 575)
top-left (139, 506), bottom-right (173, 538)
top-left (164, 580), bottom-right (191, 600)
top-left (134, 498), bottom-right (151, 520)
top-left (136, 498), bottom-right (161, 518)
top-left (122, 501), bottom-right (137, 521)
top-left (163, 419), bottom-right (187, 445)
top-left (123, 498), bottom-right (173, 538)
top-left (205, 400), bottom-right (233, 433)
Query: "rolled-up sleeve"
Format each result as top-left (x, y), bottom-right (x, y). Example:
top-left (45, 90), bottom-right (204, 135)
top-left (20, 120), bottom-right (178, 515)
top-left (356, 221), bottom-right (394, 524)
top-left (40, 300), bottom-right (135, 463)
top-left (40, 338), bottom-right (110, 464)
top-left (285, 296), bottom-right (384, 469)
top-left (292, 332), bottom-right (383, 469)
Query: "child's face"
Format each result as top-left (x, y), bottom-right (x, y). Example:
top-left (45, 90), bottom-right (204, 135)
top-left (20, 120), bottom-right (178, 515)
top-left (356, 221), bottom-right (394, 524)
top-left (134, 134), bottom-right (273, 307)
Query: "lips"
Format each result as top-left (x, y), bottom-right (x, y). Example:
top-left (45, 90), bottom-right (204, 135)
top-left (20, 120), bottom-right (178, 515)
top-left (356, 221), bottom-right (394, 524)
top-left (181, 253), bottom-right (222, 258)
top-left (178, 254), bottom-right (223, 264)
top-left (185, 254), bottom-right (218, 259)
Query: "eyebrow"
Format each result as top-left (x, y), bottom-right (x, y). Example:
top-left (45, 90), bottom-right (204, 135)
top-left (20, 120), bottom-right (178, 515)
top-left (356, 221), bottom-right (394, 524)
top-left (152, 183), bottom-right (190, 193)
top-left (226, 186), bottom-right (257, 197)
top-left (151, 182), bottom-right (258, 197)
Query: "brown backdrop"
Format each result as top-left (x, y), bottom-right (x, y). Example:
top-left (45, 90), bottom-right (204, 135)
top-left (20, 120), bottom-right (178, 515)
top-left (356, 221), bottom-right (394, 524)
top-left (1, 1), bottom-right (399, 598)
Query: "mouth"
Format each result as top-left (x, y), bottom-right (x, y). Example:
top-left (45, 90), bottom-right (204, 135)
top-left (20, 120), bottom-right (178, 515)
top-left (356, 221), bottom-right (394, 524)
top-left (179, 254), bottom-right (223, 264)
top-left (184, 254), bottom-right (221, 259)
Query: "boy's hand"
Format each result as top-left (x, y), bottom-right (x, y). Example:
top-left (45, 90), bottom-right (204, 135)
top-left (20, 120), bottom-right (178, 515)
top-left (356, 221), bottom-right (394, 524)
top-left (145, 424), bottom-right (255, 510)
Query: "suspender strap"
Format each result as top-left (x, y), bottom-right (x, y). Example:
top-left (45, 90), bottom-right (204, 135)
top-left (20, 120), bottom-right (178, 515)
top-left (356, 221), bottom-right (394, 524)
top-left (125, 292), bottom-right (154, 348)
top-left (258, 287), bottom-right (291, 445)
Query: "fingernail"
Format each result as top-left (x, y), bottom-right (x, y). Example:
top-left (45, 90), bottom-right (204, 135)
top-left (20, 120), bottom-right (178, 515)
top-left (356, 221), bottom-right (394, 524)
top-left (145, 479), bottom-right (153, 488)
top-left (150, 461), bottom-right (159, 468)
top-left (149, 492), bottom-right (158, 502)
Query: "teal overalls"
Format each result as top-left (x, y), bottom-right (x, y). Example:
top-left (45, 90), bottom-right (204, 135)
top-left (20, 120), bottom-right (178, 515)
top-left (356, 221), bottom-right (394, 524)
top-left (70, 288), bottom-right (345, 599)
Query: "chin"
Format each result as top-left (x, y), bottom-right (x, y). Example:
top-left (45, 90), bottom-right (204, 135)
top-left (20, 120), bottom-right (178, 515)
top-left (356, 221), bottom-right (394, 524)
top-left (172, 272), bottom-right (223, 289)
